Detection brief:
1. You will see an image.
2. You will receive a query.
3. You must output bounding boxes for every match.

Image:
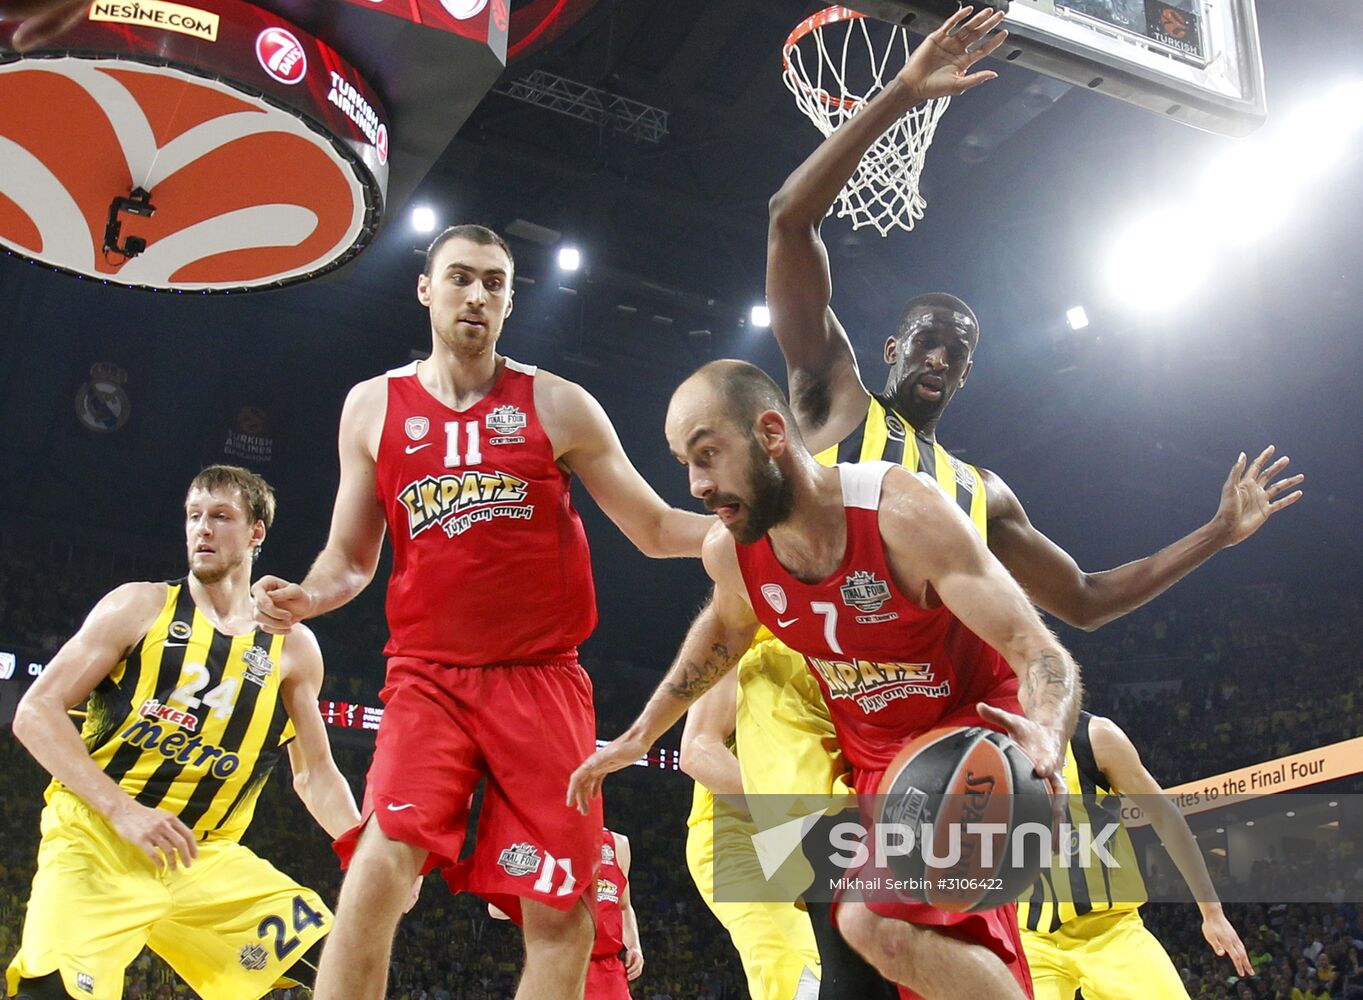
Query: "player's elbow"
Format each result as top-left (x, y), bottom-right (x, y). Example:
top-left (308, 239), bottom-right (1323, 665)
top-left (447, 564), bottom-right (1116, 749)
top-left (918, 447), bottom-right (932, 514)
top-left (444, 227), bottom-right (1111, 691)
top-left (768, 188), bottom-right (811, 233)
top-left (1067, 576), bottom-right (1116, 632)
top-left (11, 694), bottom-right (41, 750)
top-left (291, 765), bottom-right (315, 804)
top-left (12, 690), bottom-right (59, 753)
top-left (1068, 609), bottom-right (1107, 632)
top-left (678, 739), bottom-right (705, 780)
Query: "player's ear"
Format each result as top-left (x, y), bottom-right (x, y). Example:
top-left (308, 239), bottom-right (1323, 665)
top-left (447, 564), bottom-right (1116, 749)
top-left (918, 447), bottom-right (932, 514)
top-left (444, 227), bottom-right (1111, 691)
top-left (959, 358), bottom-right (973, 388)
top-left (251, 520), bottom-right (267, 558)
top-left (503, 285), bottom-right (514, 321)
top-left (756, 409), bottom-right (788, 457)
top-left (417, 271), bottom-right (432, 307)
top-left (884, 335), bottom-right (898, 366)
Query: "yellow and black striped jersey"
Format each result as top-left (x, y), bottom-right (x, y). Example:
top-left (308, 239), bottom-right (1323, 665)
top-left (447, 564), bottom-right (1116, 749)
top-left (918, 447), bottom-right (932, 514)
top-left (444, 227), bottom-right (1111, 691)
top-left (814, 394), bottom-right (988, 541)
top-left (1017, 712), bottom-right (1147, 934)
top-left (54, 580), bottom-right (296, 843)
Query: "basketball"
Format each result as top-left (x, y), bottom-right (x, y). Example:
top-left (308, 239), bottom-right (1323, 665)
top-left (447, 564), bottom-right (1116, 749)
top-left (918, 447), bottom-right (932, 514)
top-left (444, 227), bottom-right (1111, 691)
top-left (875, 726), bottom-right (1053, 913)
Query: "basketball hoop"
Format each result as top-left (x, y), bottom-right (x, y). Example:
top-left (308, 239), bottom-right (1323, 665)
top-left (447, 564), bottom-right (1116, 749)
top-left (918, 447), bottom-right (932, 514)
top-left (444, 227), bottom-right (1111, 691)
top-left (782, 7), bottom-right (950, 236)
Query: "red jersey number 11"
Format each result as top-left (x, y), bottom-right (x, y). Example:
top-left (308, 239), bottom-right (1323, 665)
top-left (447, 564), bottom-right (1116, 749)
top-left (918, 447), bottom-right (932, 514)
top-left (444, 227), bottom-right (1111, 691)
top-left (444, 420), bottom-right (483, 468)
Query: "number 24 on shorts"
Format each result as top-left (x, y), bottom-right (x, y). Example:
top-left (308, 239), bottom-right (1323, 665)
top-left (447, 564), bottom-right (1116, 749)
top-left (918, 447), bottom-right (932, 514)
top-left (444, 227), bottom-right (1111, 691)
top-left (257, 895), bottom-right (326, 961)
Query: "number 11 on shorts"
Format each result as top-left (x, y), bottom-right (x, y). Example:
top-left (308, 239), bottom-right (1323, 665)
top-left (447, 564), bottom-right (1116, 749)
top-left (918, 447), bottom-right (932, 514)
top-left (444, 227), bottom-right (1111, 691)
top-left (533, 852), bottom-right (576, 896)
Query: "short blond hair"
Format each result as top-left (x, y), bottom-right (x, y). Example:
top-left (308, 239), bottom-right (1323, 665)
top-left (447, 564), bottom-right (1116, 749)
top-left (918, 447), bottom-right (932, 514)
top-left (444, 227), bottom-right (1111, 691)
top-left (187, 465), bottom-right (276, 530)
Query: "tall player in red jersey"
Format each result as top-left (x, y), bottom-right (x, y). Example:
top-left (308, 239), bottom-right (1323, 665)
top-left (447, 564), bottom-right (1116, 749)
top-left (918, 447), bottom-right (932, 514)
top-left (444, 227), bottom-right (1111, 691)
top-left (252, 225), bottom-right (710, 1000)
top-left (572, 360), bottom-right (1084, 1000)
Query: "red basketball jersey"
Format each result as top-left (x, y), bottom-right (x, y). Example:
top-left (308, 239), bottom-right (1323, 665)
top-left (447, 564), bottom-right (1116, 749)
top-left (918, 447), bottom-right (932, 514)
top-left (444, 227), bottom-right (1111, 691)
top-left (594, 828), bottom-right (627, 958)
top-left (733, 462), bottom-right (1020, 773)
top-left (375, 359), bottom-right (597, 666)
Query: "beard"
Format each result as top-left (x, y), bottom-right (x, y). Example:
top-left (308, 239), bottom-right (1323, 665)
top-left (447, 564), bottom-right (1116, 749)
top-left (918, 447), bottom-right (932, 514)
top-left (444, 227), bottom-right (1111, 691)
top-left (189, 551), bottom-right (244, 586)
top-left (731, 439), bottom-right (795, 544)
top-left (891, 377), bottom-right (952, 430)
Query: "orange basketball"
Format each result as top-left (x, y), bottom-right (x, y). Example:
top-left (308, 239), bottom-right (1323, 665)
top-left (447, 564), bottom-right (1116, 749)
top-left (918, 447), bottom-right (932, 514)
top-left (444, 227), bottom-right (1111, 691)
top-left (875, 726), bottom-right (1052, 912)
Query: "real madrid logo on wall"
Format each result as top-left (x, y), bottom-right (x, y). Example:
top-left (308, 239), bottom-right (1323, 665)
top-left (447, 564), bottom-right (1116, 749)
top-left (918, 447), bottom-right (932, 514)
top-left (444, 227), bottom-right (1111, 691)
top-left (74, 363), bottom-right (131, 433)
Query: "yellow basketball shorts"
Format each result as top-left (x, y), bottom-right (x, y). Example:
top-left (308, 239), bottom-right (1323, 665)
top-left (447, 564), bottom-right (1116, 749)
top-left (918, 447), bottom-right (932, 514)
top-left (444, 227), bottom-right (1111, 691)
top-left (686, 810), bottom-right (820, 1000)
top-left (6, 791), bottom-right (331, 1000)
top-left (1021, 908), bottom-right (1189, 1000)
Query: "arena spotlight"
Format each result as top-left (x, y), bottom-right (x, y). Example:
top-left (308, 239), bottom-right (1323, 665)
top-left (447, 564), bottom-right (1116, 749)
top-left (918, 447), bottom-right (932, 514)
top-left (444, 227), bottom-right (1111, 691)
top-left (1283, 79), bottom-right (1363, 176)
top-left (1106, 212), bottom-right (1209, 311)
top-left (411, 206), bottom-right (437, 234)
top-left (1199, 81), bottom-right (1363, 246)
top-left (751, 304), bottom-right (772, 328)
top-left (1066, 306), bottom-right (1089, 331)
top-left (558, 246), bottom-right (581, 272)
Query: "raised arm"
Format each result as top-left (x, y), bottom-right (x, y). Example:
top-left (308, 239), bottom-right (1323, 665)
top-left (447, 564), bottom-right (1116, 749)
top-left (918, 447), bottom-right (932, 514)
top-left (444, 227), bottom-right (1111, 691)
top-left (568, 527), bottom-right (758, 812)
top-left (614, 833), bottom-right (646, 981)
top-left (679, 668), bottom-right (742, 796)
top-left (253, 378), bottom-right (389, 632)
top-left (882, 469), bottom-right (1081, 788)
top-left (279, 626), bottom-right (361, 841)
top-left (768, 7), bottom-right (1007, 451)
top-left (985, 446), bottom-right (1304, 631)
top-left (12, 582), bottom-right (199, 870)
top-left (539, 372), bottom-right (711, 558)
top-left (1088, 716), bottom-right (1253, 977)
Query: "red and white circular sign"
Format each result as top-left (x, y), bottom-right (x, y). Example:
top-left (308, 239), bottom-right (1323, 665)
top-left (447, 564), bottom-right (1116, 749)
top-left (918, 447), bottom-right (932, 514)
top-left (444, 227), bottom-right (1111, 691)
top-left (255, 27), bottom-right (308, 85)
top-left (0, 0), bottom-right (388, 293)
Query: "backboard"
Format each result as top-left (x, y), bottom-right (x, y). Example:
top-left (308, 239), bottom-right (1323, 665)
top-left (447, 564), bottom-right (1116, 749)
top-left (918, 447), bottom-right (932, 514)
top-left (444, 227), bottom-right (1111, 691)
top-left (849, 0), bottom-right (1267, 136)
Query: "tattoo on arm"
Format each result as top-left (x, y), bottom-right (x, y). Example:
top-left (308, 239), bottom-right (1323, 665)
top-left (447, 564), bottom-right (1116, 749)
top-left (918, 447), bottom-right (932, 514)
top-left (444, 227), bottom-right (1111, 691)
top-left (663, 643), bottom-right (738, 702)
top-left (1020, 649), bottom-right (1080, 724)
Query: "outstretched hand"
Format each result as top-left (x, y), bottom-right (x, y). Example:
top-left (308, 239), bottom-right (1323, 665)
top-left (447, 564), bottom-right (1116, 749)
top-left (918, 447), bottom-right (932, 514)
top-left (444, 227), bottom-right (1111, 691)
top-left (898, 5), bottom-right (1010, 103)
top-left (1213, 445), bottom-right (1304, 546)
top-left (0, 0), bottom-right (90, 51)
top-left (1202, 907), bottom-right (1254, 978)
top-left (566, 733), bottom-right (650, 816)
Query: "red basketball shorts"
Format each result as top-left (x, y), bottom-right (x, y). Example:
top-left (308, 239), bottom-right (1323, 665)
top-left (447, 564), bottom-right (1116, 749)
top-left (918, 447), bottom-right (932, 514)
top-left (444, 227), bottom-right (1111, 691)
top-left (835, 697), bottom-right (1034, 1000)
top-left (335, 656), bottom-right (603, 921)
top-left (584, 953), bottom-right (631, 1000)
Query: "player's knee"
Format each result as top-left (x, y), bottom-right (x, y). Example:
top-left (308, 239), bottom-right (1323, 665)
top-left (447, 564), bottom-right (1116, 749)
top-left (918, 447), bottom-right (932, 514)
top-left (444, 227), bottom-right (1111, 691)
top-left (522, 897), bottom-right (594, 953)
top-left (14, 971), bottom-right (75, 1000)
top-left (350, 817), bottom-right (425, 882)
top-left (836, 901), bottom-right (880, 961)
top-left (838, 903), bottom-right (924, 974)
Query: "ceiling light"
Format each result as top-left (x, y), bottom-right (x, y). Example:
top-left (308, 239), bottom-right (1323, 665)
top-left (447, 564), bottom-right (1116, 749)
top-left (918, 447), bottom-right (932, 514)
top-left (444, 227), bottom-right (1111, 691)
top-left (411, 206), bottom-right (437, 234)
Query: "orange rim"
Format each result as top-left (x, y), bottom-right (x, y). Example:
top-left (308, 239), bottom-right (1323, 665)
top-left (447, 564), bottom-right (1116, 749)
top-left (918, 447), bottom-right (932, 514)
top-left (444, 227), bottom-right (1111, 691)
top-left (782, 6), bottom-right (871, 112)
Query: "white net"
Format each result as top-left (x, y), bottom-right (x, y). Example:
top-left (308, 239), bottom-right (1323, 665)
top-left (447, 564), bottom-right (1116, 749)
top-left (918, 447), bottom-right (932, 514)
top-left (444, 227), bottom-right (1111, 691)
top-left (782, 7), bottom-right (951, 236)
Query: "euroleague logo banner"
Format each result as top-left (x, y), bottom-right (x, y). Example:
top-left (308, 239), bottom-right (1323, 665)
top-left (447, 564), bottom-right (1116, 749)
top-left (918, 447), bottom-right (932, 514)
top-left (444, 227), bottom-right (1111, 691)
top-left (0, 0), bottom-right (389, 291)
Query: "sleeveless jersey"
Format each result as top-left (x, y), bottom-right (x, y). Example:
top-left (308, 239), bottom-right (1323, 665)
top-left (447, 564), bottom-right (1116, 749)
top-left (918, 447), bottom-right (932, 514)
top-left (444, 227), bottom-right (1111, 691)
top-left (594, 828), bottom-right (628, 958)
top-left (375, 359), bottom-right (597, 666)
top-left (814, 395), bottom-right (988, 539)
top-left (1017, 712), bottom-right (1147, 933)
top-left (58, 580), bottom-right (295, 843)
top-left (733, 462), bottom-right (1019, 774)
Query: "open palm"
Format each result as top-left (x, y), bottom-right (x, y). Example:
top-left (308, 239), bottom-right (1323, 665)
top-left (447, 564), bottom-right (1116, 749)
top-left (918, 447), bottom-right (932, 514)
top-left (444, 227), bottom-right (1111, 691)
top-left (898, 5), bottom-right (1010, 102)
top-left (1215, 445), bottom-right (1304, 546)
